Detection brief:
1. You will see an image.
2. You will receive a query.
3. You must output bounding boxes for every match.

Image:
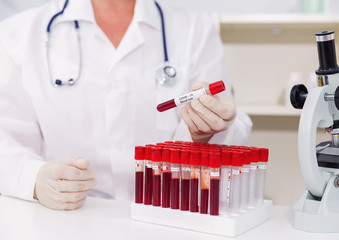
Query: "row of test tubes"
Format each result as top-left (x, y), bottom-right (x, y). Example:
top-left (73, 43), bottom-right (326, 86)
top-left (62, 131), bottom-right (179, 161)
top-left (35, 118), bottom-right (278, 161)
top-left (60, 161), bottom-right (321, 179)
top-left (134, 141), bottom-right (269, 216)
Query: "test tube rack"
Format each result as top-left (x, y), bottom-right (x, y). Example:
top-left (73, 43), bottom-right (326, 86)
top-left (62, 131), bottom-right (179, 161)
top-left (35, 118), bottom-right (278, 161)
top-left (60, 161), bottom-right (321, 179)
top-left (131, 200), bottom-right (272, 237)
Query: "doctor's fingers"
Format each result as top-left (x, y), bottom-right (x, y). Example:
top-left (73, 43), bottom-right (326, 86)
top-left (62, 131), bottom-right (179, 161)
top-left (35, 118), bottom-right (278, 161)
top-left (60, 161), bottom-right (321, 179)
top-left (52, 190), bottom-right (90, 204)
top-left (51, 179), bottom-right (97, 193)
top-left (191, 99), bottom-right (228, 132)
top-left (58, 158), bottom-right (90, 170)
top-left (199, 95), bottom-right (237, 121)
top-left (179, 105), bottom-right (199, 133)
top-left (53, 165), bottom-right (97, 181)
top-left (184, 103), bottom-right (213, 135)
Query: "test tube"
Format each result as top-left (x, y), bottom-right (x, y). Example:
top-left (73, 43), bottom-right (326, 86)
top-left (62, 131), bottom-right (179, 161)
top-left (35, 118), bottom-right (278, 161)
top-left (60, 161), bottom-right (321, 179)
top-left (180, 149), bottom-right (191, 211)
top-left (152, 147), bottom-right (162, 207)
top-left (230, 151), bottom-right (243, 215)
top-left (240, 150), bottom-right (251, 211)
top-left (161, 148), bottom-right (171, 208)
top-left (134, 146), bottom-right (145, 204)
top-left (157, 80), bottom-right (226, 112)
top-left (248, 147), bottom-right (260, 208)
top-left (256, 148), bottom-right (269, 205)
top-left (144, 145), bottom-right (154, 205)
top-left (190, 150), bottom-right (201, 212)
top-left (220, 149), bottom-right (232, 214)
top-left (200, 151), bottom-right (210, 214)
top-left (209, 152), bottom-right (221, 216)
top-left (170, 148), bottom-right (181, 209)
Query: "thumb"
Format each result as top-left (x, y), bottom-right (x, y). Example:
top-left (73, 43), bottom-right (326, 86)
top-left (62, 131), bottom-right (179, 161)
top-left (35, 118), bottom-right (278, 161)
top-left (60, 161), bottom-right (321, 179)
top-left (59, 158), bottom-right (89, 170)
top-left (192, 81), bottom-right (207, 91)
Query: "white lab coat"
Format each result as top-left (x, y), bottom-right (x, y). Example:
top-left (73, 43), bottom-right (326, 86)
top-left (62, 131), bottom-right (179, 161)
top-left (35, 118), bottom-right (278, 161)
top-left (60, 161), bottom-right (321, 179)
top-left (0, 0), bottom-right (252, 201)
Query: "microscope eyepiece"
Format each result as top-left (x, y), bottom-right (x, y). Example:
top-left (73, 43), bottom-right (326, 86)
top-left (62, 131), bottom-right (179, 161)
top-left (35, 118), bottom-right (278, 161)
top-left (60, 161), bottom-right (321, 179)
top-left (315, 30), bottom-right (339, 75)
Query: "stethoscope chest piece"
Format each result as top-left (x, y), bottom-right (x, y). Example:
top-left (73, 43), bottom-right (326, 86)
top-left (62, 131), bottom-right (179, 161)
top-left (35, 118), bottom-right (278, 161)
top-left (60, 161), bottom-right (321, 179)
top-left (156, 62), bottom-right (177, 87)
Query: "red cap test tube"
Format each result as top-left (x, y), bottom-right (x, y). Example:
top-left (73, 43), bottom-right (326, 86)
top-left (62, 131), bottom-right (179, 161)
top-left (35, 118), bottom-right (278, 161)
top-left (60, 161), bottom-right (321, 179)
top-left (161, 148), bottom-right (171, 208)
top-left (157, 80), bottom-right (226, 112)
top-left (256, 148), bottom-right (269, 205)
top-left (180, 149), bottom-right (191, 211)
top-left (152, 147), bottom-right (162, 207)
top-left (220, 149), bottom-right (232, 214)
top-left (230, 151), bottom-right (243, 215)
top-left (248, 147), bottom-right (260, 208)
top-left (170, 148), bottom-right (181, 209)
top-left (190, 150), bottom-right (201, 213)
top-left (134, 146), bottom-right (145, 204)
top-left (209, 152), bottom-right (221, 216)
top-left (144, 145), bottom-right (154, 205)
top-left (200, 151), bottom-right (210, 214)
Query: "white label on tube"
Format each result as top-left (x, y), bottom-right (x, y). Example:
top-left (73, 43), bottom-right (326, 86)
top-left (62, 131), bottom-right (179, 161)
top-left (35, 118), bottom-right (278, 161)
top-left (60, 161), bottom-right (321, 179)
top-left (171, 167), bottom-right (180, 172)
top-left (241, 167), bottom-right (249, 173)
top-left (232, 169), bottom-right (241, 175)
top-left (182, 167), bottom-right (191, 172)
top-left (210, 172), bottom-right (220, 177)
top-left (250, 165), bottom-right (257, 170)
top-left (146, 161), bottom-right (152, 168)
top-left (152, 165), bottom-right (160, 170)
top-left (162, 166), bottom-right (169, 171)
top-left (227, 169), bottom-right (231, 203)
top-left (259, 165), bottom-right (267, 170)
top-left (174, 88), bottom-right (206, 106)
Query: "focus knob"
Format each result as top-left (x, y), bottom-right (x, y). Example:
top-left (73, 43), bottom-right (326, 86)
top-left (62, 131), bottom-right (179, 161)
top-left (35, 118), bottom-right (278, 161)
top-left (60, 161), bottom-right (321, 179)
top-left (290, 84), bottom-right (308, 109)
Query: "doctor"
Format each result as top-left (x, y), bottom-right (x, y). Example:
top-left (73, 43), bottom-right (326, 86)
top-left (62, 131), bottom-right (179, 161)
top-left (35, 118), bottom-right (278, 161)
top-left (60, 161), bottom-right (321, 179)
top-left (0, 0), bottom-right (252, 210)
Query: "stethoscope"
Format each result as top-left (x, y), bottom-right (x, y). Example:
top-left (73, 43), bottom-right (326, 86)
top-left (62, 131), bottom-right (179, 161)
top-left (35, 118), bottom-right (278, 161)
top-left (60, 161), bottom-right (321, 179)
top-left (46, 0), bottom-right (177, 87)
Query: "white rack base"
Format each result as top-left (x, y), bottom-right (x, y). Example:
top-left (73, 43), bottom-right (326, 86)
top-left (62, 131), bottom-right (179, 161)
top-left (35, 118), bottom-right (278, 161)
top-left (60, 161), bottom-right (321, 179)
top-left (131, 200), bottom-right (272, 237)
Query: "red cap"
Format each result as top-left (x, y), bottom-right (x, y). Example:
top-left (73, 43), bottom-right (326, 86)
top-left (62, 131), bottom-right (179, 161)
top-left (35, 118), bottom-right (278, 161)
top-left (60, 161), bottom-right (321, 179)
top-left (162, 148), bottom-right (171, 163)
top-left (260, 148), bottom-right (269, 162)
top-left (221, 149), bottom-right (232, 165)
top-left (156, 143), bottom-right (166, 147)
top-left (242, 150), bottom-right (251, 165)
top-left (145, 144), bottom-right (154, 160)
top-left (209, 152), bottom-right (221, 168)
top-left (208, 80), bottom-right (226, 95)
top-left (190, 150), bottom-right (201, 166)
top-left (135, 146), bottom-right (145, 160)
top-left (201, 151), bottom-right (209, 167)
top-left (232, 151), bottom-right (243, 166)
top-left (249, 147), bottom-right (260, 163)
top-left (170, 148), bottom-right (181, 164)
top-left (181, 149), bottom-right (191, 165)
top-left (152, 147), bottom-right (162, 162)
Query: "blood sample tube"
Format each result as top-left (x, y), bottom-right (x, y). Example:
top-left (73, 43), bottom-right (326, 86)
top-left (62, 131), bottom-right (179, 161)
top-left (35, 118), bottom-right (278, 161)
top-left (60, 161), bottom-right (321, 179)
top-left (180, 149), bottom-right (191, 211)
top-left (240, 150), bottom-right (251, 211)
top-left (209, 152), bottom-right (221, 216)
top-left (170, 148), bottom-right (181, 209)
top-left (152, 147), bottom-right (162, 207)
top-left (134, 146), bottom-right (145, 204)
top-left (248, 147), bottom-right (260, 208)
top-left (220, 149), bottom-right (232, 214)
top-left (190, 150), bottom-right (200, 212)
top-left (200, 151), bottom-right (210, 214)
top-left (162, 148), bottom-right (171, 208)
top-left (144, 145), bottom-right (154, 205)
top-left (256, 148), bottom-right (269, 205)
top-left (230, 151), bottom-right (243, 215)
top-left (157, 80), bottom-right (226, 112)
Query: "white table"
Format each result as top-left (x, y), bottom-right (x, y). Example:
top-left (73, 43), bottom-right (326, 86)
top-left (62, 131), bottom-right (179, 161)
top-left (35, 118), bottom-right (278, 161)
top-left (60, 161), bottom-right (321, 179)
top-left (0, 196), bottom-right (338, 240)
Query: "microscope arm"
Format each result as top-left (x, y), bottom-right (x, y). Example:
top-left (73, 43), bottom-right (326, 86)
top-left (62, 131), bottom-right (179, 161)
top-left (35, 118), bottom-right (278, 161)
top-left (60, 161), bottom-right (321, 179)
top-left (298, 86), bottom-right (332, 197)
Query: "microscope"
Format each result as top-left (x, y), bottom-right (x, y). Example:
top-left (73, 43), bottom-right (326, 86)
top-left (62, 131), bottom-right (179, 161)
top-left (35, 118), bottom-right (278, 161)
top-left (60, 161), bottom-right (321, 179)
top-left (290, 30), bottom-right (339, 232)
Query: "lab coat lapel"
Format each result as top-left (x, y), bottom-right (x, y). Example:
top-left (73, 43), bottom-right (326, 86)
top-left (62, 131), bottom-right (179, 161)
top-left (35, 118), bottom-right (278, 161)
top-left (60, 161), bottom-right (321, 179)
top-left (108, 20), bottom-right (145, 71)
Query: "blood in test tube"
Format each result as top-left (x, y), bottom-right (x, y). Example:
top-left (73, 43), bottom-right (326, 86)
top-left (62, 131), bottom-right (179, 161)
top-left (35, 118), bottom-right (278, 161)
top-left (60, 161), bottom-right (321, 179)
top-left (152, 147), bottom-right (162, 207)
top-left (240, 150), bottom-right (251, 211)
top-left (157, 80), bottom-right (226, 112)
top-left (248, 147), bottom-right (260, 208)
top-left (220, 149), bottom-right (232, 214)
top-left (209, 152), bottom-right (221, 216)
top-left (134, 146), bottom-right (145, 204)
top-left (180, 149), bottom-right (191, 211)
top-left (170, 148), bottom-right (181, 209)
top-left (162, 148), bottom-right (171, 208)
top-left (190, 150), bottom-right (201, 213)
top-left (230, 151), bottom-right (243, 215)
top-left (200, 151), bottom-right (210, 214)
top-left (256, 148), bottom-right (269, 205)
top-left (144, 145), bottom-right (154, 205)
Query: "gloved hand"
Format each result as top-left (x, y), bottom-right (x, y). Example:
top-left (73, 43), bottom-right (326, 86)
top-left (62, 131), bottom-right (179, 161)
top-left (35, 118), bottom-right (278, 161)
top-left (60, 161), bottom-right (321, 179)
top-left (34, 158), bottom-right (97, 210)
top-left (180, 82), bottom-right (236, 143)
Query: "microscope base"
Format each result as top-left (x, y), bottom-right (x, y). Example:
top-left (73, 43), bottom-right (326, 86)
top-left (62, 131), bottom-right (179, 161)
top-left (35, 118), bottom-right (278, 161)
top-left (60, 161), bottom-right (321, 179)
top-left (292, 176), bottom-right (339, 232)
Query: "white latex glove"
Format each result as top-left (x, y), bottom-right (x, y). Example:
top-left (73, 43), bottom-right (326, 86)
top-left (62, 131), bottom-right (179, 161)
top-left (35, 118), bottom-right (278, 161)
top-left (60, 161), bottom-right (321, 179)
top-left (180, 82), bottom-right (236, 143)
top-left (34, 158), bottom-right (97, 210)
